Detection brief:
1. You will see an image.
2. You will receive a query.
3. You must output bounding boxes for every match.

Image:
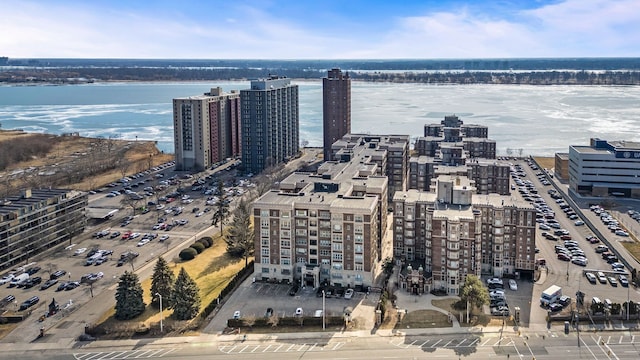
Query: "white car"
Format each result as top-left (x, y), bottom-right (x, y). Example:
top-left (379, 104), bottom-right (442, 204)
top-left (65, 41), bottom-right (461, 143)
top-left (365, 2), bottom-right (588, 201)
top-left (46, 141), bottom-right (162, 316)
top-left (130, 233), bottom-right (140, 239)
top-left (74, 248), bottom-right (87, 256)
top-left (508, 279), bottom-right (518, 291)
top-left (137, 238), bottom-right (150, 247)
top-left (344, 288), bottom-right (354, 299)
top-left (0, 274), bottom-right (14, 285)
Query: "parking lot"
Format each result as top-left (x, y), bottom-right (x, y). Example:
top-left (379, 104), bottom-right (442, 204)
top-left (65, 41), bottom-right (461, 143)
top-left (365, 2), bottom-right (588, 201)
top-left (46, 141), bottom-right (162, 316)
top-left (0, 159), bottom-right (255, 340)
top-left (204, 279), bottom-right (376, 333)
top-left (512, 159), bottom-right (640, 329)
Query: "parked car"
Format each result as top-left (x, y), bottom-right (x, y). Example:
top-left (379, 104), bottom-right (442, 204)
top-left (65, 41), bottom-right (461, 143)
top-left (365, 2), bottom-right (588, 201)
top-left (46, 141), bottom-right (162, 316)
top-left (508, 279), bottom-right (518, 291)
top-left (288, 284), bottom-right (300, 296)
top-left (619, 275), bottom-right (630, 287)
top-left (559, 296), bottom-right (571, 307)
top-left (23, 276), bottom-right (42, 289)
top-left (40, 279), bottom-right (58, 290)
top-left (344, 288), bottom-right (354, 299)
top-left (585, 272), bottom-right (597, 284)
top-left (19, 296), bottom-right (39, 311)
top-left (608, 277), bottom-right (618, 287)
top-left (549, 303), bottom-right (564, 312)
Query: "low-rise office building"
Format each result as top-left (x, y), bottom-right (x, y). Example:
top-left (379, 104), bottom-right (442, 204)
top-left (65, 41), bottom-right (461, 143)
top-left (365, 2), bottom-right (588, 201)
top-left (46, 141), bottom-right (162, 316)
top-left (0, 189), bottom-right (87, 271)
top-left (569, 138), bottom-right (640, 197)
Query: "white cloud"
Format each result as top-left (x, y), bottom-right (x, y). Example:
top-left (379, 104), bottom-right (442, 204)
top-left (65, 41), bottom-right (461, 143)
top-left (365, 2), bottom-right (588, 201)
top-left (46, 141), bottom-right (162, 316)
top-left (0, 0), bottom-right (638, 58)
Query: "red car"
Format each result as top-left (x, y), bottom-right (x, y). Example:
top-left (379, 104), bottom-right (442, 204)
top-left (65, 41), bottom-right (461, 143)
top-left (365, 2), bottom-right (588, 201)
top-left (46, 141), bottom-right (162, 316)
top-left (121, 231), bottom-right (132, 240)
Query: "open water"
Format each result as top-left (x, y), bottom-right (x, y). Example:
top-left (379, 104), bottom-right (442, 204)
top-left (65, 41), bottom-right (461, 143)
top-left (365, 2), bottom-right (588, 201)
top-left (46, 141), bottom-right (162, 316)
top-left (0, 81), bottom-right (639, 156)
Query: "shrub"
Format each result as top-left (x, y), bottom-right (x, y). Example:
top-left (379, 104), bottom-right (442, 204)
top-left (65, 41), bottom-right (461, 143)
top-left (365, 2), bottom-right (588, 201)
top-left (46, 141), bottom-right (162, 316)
top-left (197, 238), bottom-right (211, 248)
top-left (179, 247), bottom-right (197, 260)
top-left (190, 242), bottom-right (205, 254)
top-left (199, 236), bottom-right (213, 247)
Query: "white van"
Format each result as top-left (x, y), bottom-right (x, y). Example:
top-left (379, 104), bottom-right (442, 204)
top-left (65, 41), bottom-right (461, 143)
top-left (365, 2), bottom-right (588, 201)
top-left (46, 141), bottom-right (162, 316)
top-left (592, 297), bottom-right (602, 306)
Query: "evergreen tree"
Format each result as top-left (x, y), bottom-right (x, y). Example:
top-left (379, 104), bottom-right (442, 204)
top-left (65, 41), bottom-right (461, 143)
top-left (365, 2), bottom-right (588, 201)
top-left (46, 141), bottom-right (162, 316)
top-left (114, 271), bottom-right (145, 320)
top-left (150, 256), bottom-right (175, 309)
top-left (211, 180), bottom-right (229, 232)
top-left (225, 199), bottom-right (255, 265)
top-left (170, 267), bottom-right (201, 320)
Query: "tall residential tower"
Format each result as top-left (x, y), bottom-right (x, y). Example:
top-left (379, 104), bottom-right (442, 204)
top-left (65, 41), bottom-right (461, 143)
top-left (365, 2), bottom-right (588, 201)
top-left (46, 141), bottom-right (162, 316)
top-left (241, 76), bottom-right (299, 174)
top-left (173, 87), bottom-right (241, 171)
top-left (323, 68), bottom-right (351, 161)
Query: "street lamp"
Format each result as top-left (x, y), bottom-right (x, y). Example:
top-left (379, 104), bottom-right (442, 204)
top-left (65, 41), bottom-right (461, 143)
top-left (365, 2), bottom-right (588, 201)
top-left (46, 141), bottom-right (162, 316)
top-left (155, 293), bottom-right (163, 333)
top-left (322, 290), bottom-right (325, 330)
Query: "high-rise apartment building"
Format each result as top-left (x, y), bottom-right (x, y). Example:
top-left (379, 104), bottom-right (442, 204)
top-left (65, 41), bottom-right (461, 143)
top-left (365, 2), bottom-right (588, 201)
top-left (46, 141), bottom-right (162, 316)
top-left (323, 68), bottom-right (351, 161)
top-left (173, 87), bottom-right (241, 171)
top-left (241, 76), bottom-right (299, 174)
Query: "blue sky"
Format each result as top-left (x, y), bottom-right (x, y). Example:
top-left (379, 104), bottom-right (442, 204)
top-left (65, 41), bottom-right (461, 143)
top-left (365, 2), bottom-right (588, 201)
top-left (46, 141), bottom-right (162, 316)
top-left (1, 0), bottom-right (638, 59)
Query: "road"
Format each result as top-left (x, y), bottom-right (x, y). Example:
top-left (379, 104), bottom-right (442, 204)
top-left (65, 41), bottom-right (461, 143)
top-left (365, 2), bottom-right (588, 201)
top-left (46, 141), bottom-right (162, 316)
top-left (9, 329), bottom-right (640, 360)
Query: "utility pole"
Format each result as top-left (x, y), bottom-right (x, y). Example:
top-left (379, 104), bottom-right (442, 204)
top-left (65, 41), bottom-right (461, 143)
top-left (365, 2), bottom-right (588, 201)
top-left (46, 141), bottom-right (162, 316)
top-left (155, 293), bottom-right (163, 333)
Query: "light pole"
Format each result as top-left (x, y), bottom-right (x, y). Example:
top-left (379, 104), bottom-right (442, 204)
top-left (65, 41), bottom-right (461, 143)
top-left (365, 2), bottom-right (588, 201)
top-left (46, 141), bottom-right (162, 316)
top-left (155, 293), bottom-right (163, 333)
top-left (322, 290), bottom-right (325, 330)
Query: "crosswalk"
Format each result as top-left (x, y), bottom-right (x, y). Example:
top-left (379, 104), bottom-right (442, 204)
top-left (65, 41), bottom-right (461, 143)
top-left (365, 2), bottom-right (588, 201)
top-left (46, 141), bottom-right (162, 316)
top-left (74, 348), bottom-right (176, 360)
top-left (218, 341), bottom-right (345, 354)
top-left (390, 336), bottom-right (515, 349)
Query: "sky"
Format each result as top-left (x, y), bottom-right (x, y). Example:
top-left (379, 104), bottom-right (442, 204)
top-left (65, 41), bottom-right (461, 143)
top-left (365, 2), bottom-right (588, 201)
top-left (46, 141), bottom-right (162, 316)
top-left (1, 0), bottom-right (639, 59)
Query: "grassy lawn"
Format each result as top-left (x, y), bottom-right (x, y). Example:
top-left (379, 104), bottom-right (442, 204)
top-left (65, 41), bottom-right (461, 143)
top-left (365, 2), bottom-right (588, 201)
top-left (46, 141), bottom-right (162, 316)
top-left (395, 310), bottom-right (452, 329)
top-left (534, 157), bottom-right (555, 170)
top-left (622, 241), bottom-right (640, 263)
top-left (93, 232), bottom-right (250, 337)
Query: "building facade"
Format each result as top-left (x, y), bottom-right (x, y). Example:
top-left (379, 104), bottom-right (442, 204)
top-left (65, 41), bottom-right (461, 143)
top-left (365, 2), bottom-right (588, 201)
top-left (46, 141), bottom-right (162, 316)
top-left (0, 189), bottom-right (87, 271)
top-left (252, 150), bottom-right (389, 289)
top-left (323, 68), bottom-right (351, 161)
top-left (393, 176), bottom-right (535, 295)
top-left (569, 138), bottom-right (640, 198)
top-left (173, 87), bottom-right (241, 171)
top-left (241, 76), bottom-right (299, 174)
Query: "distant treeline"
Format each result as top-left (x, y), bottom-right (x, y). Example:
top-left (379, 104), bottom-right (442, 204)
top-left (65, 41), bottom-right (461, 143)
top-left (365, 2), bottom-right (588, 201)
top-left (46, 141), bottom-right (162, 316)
top-left (2, 67), bottom-right (640, 85)
top-left (5, 57), bottom-right (640, 70)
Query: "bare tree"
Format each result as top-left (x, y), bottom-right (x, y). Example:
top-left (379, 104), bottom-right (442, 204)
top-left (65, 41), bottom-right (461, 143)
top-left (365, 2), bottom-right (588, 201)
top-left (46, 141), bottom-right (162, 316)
top-left (267, 314), bottom-right (280, 328)
top-left (243, 314), bottom-right (257, 329)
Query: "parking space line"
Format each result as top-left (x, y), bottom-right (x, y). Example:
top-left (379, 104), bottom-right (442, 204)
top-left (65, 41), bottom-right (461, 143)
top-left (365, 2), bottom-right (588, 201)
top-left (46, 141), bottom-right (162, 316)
top-left (308, 344), bottom-right (317, 351)
top-left (405, 340), bottom-right (418, 348)
top-left (481, 338), bottom-right (492, 346)
top-left (332, 342), bottom-right (344, 350)
top-left (82, 353), bottom-right (105, 360)
top-left (261, 344), bottom-right (272, 352)
top-left (468, 338), bottom-right (479, 346)
top-left (286, 344), bottom-right (296, 352)
top-left (632, 335), bottom-right (635, 343)
top-left (160, 348), bottom-right (177, 357)
top-left (145, 349), bottom-right (165, 357)
top-left (419, 339), bottom-right (430, 347)
top-left (273, 344), bottom-right (284, 352)
top-left (134, 350), bottom-right (155, 358)
top-left (619, 336), bottom-right (623, 344)
top-left (607, 336), bottom-right (611, 344)
top-left (456, 339), bottom-right (467, 347)
top-left (443, 340), bottom-right (454, 347)
top-left (430, 339), bottom-right (442, 348)
top-left (297, 344), bottom-right (308, 351)
top-left (238, 345), bottom-right (250, 353)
